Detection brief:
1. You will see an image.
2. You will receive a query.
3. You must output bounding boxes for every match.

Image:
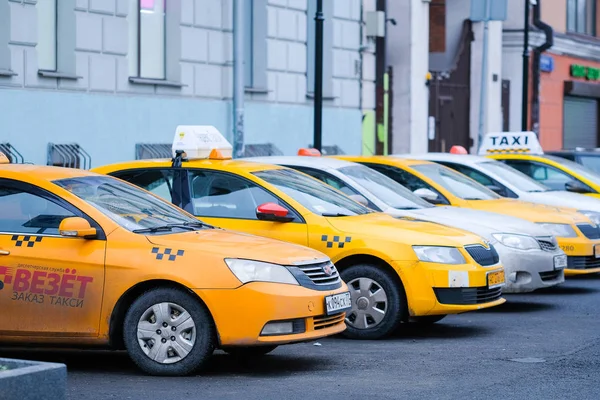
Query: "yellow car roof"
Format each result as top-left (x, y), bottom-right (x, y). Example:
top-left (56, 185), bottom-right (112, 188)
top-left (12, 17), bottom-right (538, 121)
top-left (0, 164), bottom-right (96, 181)
top-left (92, 158), bottom-right (283, 174)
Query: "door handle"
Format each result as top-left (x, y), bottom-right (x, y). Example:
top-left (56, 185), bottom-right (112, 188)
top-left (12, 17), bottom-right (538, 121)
top-left (0, 250), bottom-right (10, 256)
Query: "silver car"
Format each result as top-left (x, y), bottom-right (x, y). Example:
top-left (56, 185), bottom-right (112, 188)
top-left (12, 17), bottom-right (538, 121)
top-left (243, 156), bottom-right (566, 293)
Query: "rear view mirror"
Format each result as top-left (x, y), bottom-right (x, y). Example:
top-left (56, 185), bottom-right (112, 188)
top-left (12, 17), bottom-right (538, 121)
top-left (256, 202), bottom-right (294, 222)
top-left (348, 194), bottom-right (369, 207)
top-left (565, 180), bottom-right (593, 194)
top-left (413, 188), bottom-right (443, 204)
top-left (59, 217), bottom-right (97, 239)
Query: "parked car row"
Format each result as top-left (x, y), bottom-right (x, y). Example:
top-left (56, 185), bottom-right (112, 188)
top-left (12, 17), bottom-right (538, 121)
top-left (1, 127), bottom-right (599, 377)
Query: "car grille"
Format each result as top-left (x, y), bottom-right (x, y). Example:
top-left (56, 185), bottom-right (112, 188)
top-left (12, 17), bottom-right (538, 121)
top-left (313, 312), bottom-right (346, 330)
top-left (433, 287), bottom-right (503, 305)
top-left (577, 224), bottom-right (600, 239)
top-left (465, 244), bottom-right (500, 266)
top-left (292, 261), bottom-right (341, 289)
top-left (537, 237), bottom-right (558, 251)
top-left (539, 270), bottom-right (562, 281)
top-left (567, 256), bottom-right (600, 270)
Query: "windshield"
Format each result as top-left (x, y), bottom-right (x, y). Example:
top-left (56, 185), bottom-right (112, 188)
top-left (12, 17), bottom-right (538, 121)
top-left (338, 165), bottom-right (433, 209)
top-left (413, 163), bottom-right (500, 200)
top-left (577, 155), bottom-right (600, 174)
top-left (54, 176), bottom-right (203, 233)
top-left (477, 161), bottom-right (550, 192)
top-left (253, 169), bottom-right (371, 216)
top-left (545, 155), bottom-right (600, 184)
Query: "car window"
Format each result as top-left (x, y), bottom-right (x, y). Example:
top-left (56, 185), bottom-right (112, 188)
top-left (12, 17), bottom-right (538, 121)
top-left (439, 162), bottom-right (494, 186)
top-left (188, 170), bottom-right (299, 221)
top-left (338, 165), bottom-right (433, 209)
top-left (578, 156), bottom-right (600, 174)
top-left (477, 161), bottom-right (550, 193)
top-left (412, 163), bottom-right (500, 200)
top-left (544, 155), bottom-right (600, 186)
top-left (111, 169), bottom-right (175, 203)
top-left (0, 186), bottom-right (75, 235)
top-left (253, 169), bottom-right (371, 216)
top-left (361, 163), bottom-right (450, 205)
top-left (504, 160), bottom-right (574, 191)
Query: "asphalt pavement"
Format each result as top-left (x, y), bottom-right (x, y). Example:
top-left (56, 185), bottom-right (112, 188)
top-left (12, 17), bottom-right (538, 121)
top-left (2, 275), bottom-right (600, 400)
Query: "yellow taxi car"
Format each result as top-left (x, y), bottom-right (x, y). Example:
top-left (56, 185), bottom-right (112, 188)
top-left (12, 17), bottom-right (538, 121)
top-left (93, 126), bottom-right (506, 340)
top-left (481, 132), bottom-right (600, 199)
top-left (337, 155), bottom-right (600, 276)
top-left (0, 157), bottom-right (351, 376)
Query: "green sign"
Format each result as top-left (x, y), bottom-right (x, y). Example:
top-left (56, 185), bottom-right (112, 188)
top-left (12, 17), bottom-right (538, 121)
top-left (571, 64), bottom-right (600, 81)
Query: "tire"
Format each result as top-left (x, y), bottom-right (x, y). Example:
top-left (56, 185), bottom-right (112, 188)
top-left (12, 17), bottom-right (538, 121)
top-left (222, 345), bottom-right (278, 358)
top-left (123, 287), bottom-right (216, 376)
top-left (340, 264), bottom-right (406, 340)
top-left (409, 315), bottom-right (446, 324)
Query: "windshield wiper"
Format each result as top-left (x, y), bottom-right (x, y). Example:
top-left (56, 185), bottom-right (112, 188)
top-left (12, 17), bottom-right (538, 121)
top-left (181, 221), bottom-right (215, 229)
top-left (527, 189), bottom-right (548, 193)
top-left (463, 197), bottom-right (485, 200)
top-left (395, 206), bottom-right (419, 210)
top-left (322, 212), bottom-right (352, 217)
top-left (133, 222), bottom-right (209, 234)
top-left (133, 226), bottom-right (174, 233)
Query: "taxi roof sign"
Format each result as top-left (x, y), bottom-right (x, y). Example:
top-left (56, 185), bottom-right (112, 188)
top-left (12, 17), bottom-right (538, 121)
top-left (477, 131), bottom-right (544, 155)
top-left (0, 152), bottom-right (9, 164)
top-left (172, 125), bottom-right (233, 160)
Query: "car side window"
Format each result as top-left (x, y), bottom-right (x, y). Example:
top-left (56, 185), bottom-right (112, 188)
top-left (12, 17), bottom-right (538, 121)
top-left (0, 185), bottom-right (76, 235)
top-left (506, 161), bottom-right (573, 191)
top-left (110, 169), bottom-right (175, 203)
top-left (438, 162), bottom-right (517, 198)
top-left (364, 163), bottom-right (450, 205)
top-left (188, 170), bottom-right (300, 221)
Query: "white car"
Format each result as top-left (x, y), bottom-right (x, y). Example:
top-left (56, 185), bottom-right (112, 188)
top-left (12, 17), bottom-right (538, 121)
top-left (403, 153), bottom-right (600, 226)
top-left (243, 156), bottom-right (566, 293)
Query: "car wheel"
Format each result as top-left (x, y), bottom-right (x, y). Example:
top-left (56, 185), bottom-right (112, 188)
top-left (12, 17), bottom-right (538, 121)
top-left (409, 315), bottom-right (446, 324)
top-left (340, 264), bottom-right (406, 340)
top-left (123, 287), bottom-right (215, 376)
top-left (222, 345), bottom-right (278, 358)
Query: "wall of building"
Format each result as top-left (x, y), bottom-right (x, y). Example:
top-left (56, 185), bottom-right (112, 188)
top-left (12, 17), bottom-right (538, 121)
top-left (0, 0), bottom-right (372, 167)
top-left (429, 0), bottom-right (470, 72)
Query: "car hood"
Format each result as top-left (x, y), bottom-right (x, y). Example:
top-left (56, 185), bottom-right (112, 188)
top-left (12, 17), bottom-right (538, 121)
top-left (325, 212), bottom-right (485, 247)
top-left (384, 206), bottom-right (551, 239)
top-left (524, 191), bottom-right (600, 213)
top-left (464, 199), bottom-right (592, 225)
top-left (145, 228), bottom-right (327, 266)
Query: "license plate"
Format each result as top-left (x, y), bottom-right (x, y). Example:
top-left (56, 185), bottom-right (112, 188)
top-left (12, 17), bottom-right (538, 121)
top-left (554, 254), bottom-right (568, 270)
top-left (595, 245), bottom-right (600, 259)
top-left (325, 292), bottom-right (352, 315)
top-left (487, 270), bottom-right (505, 288)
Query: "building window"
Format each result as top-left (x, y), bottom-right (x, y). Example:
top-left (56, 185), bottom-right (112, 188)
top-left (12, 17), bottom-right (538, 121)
top-left (567, 0), bottom-right (596, 36)
top-left (306, 0), bottom-right (333, 98)
top-left (128, 0), bottom-right (182, 84)
top-left (244, 0), bottom-right (267, 91)
top-left (37, 0), bottom-right (58, 71)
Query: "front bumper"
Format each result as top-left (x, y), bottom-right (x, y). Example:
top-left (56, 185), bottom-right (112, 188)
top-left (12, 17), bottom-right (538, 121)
top-left (556, 237), bottom-right (600, 276)
top-left (195, 282), bottom-right (348, 347)
top-left (494, 244), bottom-right (564, 293)
top-left (390, 260), bottom-right (506, 317)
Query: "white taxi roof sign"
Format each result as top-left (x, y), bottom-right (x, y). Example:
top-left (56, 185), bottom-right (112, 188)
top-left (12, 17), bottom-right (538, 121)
top-left (172, 125), bottom-right (233, 160)
top-left (478, 131), bottom-right (544, 155)
top-left (0, 152), bottom-right (9, 164)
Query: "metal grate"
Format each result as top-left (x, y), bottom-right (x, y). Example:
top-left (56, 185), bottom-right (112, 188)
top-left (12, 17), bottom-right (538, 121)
top-left (0, 143), bottom-right (25, 163)
top-left (433, 286), bottom-right (503, 305)
top-left (465, 244), bottom-right (500, 266)
top-left (567, 256), bottom-right (600, 270)
top-left (313, 312), bottom-right (345, 330)
top-left (47, 143), bottom-right (92, 169)
top-left (537, 237), bottom-right (558, 251)
top-left (135, 143), bottom-right (172, 160)
top-left (320, 145), bottom-right (346, 155)
top-left (243, 143), bottom-right (284, 157)
top-left (577, 224), bottom-right (600, 239)
top-left (296, 261), bottom-right (341, 286)
top-left (539, 270), bottom-right (562, 282)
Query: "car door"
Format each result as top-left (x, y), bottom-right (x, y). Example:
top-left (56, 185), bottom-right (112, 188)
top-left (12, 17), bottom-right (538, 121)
top-left (0, 180), bottom-right (106, 337)
top-left (186, 169), bottom-right (309, 246)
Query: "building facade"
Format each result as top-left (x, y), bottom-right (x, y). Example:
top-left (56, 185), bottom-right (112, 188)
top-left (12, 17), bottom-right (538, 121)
top-left (0, 0), bottom-right (376, 167)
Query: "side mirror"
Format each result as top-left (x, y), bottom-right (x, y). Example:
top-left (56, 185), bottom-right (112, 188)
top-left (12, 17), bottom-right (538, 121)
top-left (59, 217), bottom-right (97, 239)
top-left (348, 194), bottom-right (369, 207)
top-left (486, 185), bottom-right (504, 195)
top-left (413, 188), bottom-right (442, 204)
top-left (565, 180), bottom-right (592, 194)
top-left (256, 202), bottom-right (295, 222)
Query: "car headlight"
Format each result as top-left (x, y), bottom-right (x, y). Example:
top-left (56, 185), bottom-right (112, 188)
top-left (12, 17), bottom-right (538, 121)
top-left (224, 259), bottom-right (299, 285)
top-left (535, 223), bottom-right (578, 238)
top-left (492, 233), bottom-right (541, 250)
top-left (412, 246), bottom-right (466, 264)
top-left (578, 210), bottom-right (600, 226)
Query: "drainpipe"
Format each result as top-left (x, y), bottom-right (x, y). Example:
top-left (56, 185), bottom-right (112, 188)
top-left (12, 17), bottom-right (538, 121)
top-left (232, 0), bottom-right (245, 158)
top-left (531, 0), bottom-right (553, 136)
top-left (521, 0), bottom-right (530, 131)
